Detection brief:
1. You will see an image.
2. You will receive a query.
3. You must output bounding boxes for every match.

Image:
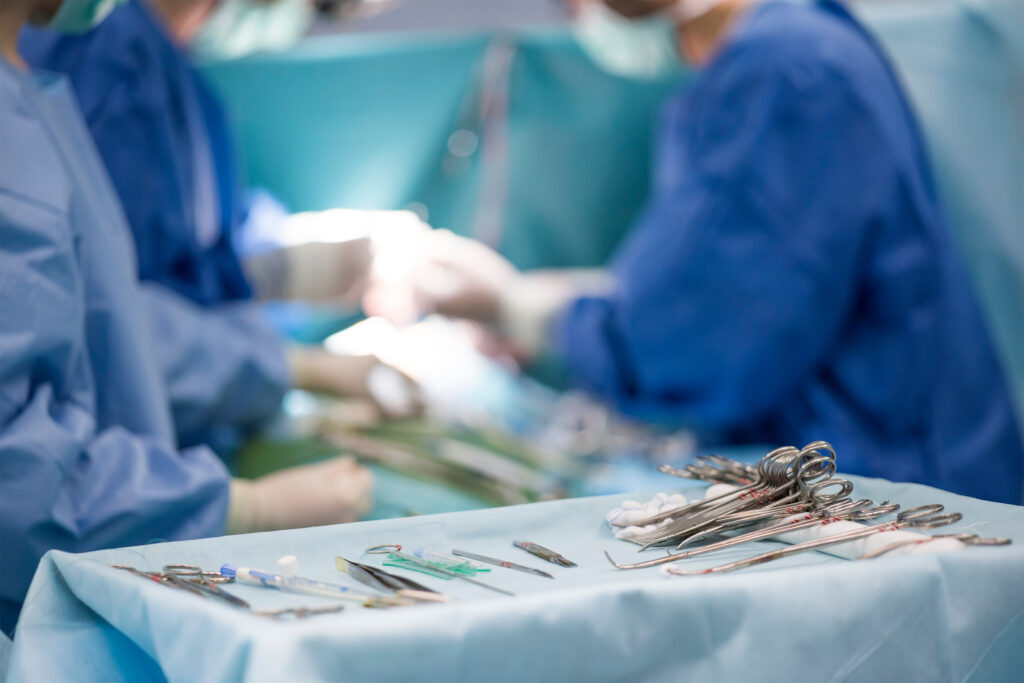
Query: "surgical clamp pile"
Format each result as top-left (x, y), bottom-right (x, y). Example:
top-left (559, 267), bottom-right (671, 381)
top-left (605, 441), bottom-right (1010, 574)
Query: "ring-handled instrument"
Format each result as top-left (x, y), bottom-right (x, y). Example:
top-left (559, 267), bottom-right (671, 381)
top-left (451, 549), bottom-right (554, 579)
top-left (513, 541), bottom-right (577, 568)
top-left (663, 504), bottom-right (963, 576)
top-left (110, 563), bottom-right (250, 609)
top-left (605, 498), bottom-right (899, 571)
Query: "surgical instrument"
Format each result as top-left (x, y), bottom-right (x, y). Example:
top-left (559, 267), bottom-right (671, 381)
top-left (410, 548), bottom-right (490, 575)
top-left (513, 541), bottom-right (577, 568)
top-left (110, 563), bottom-right (251, 609)
top-left (451, 549), bottom-right (554, 579)
top-left (220, 564), bottom-right (411, 608)
top-left (658, 454), bottom-right (758, 486)
top-left (662, 504), bottom-right (962, 576)
top-left (162, 564), bottom-right (251, 608)
top-left (859, 533), bottom-right (1011, 560)
top-left (628, 445), bottom-right (853, 549)
top-left (613, 443), bottom-right (831, 531)
top-left (605, 498), bottom-right (900, 570)
top-left (334, 556), bottom-right (451, 604)
top-left (253, 605), bottom-right (346, 619)
top-left (365, 546), bottom-right (515, 596)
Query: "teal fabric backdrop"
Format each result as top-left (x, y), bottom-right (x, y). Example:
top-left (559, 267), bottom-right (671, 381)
top-left (202, 32), bottom-right (491, 232)
top-left (500, 31), bottom-right (688, 269)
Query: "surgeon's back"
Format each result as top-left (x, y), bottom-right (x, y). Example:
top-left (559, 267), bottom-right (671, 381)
top-left (574, 0), bottom-right (1024, 502)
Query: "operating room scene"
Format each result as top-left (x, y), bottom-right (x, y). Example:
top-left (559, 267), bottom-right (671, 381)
top-left (1, 0), bottom-right (1022, 680)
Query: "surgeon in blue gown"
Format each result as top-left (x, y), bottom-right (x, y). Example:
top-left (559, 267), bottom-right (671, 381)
top-left (20, 0), bottom-right (420, 457)
top-left (0, 0), bottom-right (372, 635)
top-left (381, 0), bottom-right (1024, 503)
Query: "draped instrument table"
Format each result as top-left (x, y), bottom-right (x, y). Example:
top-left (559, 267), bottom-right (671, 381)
top-left (8, 475), bottom-right (1023, 682)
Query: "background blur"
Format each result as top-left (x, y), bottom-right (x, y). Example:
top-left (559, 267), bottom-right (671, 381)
top-left (201, 0), bottom-right (1024, 427)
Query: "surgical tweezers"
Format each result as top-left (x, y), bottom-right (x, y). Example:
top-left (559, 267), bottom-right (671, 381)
top-left (335, 556), bottom-right (450, 603)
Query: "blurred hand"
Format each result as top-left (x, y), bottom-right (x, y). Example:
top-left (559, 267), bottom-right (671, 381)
top-left (227, 456), bottom-right (373, 533)
top-left (416, 230), bottom-right (521, 323)
top-left (268, 208), bottom-right (434, 307)
top-left (288, 346), bottom-right (422, 418)
top-left (280, 237), bottom-right (373, 307)
top-left (365, 229), bottom-right (521, 326)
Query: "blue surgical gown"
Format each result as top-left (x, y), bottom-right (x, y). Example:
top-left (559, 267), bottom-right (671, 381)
top-left (20, 0), bottom-right (289, 454)
top-left (0, 61), bottom-right (229, 634)
top-left (557, 0), bottom-right (1024, 504)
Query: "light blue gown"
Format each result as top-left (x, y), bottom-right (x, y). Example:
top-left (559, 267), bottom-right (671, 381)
top-left (21, 0), bottom-right (292, 455)
top-left (0, 61), bottom-right (229, 635)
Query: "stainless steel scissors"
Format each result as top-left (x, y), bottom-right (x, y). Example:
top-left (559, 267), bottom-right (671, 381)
top-left (110, 563), bottom-right (250, 609)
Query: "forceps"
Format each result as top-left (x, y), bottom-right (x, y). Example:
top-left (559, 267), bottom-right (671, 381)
top-left (658, 454), bottom-right (757, 486)
top-left (631, 447), bottom-right (852, 550)
top-left (616, 442), bottom-right (836, 535)
top-left (335, 555), bottom-right (450, 603)
top-left (662, 504), bottom-right (962, 576)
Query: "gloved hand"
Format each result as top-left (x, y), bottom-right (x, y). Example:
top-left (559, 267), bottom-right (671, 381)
top-left (280, 237), bottom-right (373, 306)
top-left (245, 208), bottom-right (434, 308)
top-left (244, 237), bottom-right (372, 307)
top-left (287, 345), bottom-right (422, 418)
top-left (227, 456), bottom-right (373, 534)
top-left (412, 229), bottom-right (521, 324)
top-left (366, 230), bottom-right (614, 358)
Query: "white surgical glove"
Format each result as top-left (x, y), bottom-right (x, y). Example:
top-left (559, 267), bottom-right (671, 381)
top-left (375, 230), bottom-right (613, 358)
top-left (227, 456), bottom-right (373, 534)
top-left (287, 346), bottom-right (422, 418)
top-left (244, 237), bottom-right (372, 307)
top-left (245, 208), bottom-right (433, 307)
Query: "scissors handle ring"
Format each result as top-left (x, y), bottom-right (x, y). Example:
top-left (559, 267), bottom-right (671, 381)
top-left (804, 478), bottom-right (853, 504)
top-left (908, 512), bottom-right (963, 529)
top-left (366, 544), bottom-right (402, 555)
top-left (850, 500), bottom-right (901, 521)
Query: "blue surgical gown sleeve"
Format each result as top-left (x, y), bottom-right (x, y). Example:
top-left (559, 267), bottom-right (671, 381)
top-left (20, 15), bottom-right (254, 306)
top-left (557, 45), bottom-right (890, 431)
top-left (140, 285), bottom-right (290, 452)
top-left (19, 18), bottom-right (291, 453)
top-left (0, 196), bottom-right (229, 635)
